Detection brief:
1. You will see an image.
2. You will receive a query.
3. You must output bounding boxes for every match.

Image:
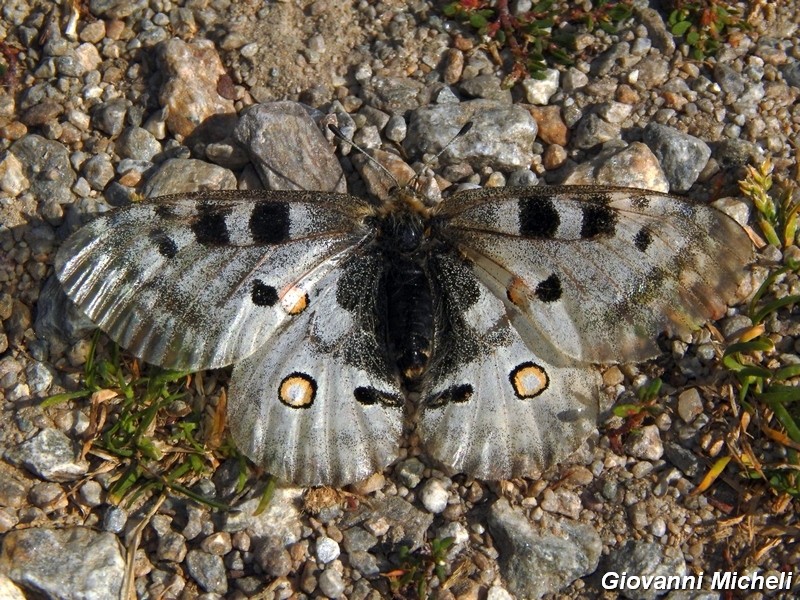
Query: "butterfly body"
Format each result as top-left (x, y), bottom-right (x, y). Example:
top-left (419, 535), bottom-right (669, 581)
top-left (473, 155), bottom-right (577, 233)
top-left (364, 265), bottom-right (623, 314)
top-left (56, 182), bottom-right (752, 486)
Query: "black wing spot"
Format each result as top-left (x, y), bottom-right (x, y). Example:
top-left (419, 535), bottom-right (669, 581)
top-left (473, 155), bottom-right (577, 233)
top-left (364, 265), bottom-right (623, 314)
top-left (427, 384), bottom-right (474, 409)
top-left (634, 227), bottom-right (653, 252)
top-left (150, 231), bottom-right (178, 259)
top-left (154, 204), bottom-right (176, 219)
top-left (518, 196), bottom-right (560, 239)
top-left (250, 202), bottom-right (291, 244)
top-left (580, 203), bottom-right (617, 238)
top-left (192, 204), bottom-right (230, 245)
top-left (354, 386), bottom-right (404, 407)
top-left (535, 273), bottom-right (562, 303)
top-left (252, 279), bottom-right (279, 307)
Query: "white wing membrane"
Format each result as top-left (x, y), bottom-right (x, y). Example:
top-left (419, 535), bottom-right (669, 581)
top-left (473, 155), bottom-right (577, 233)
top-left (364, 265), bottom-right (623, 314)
top-left (228, 265), bottom-right (404, 486)
top-left (56, 190), bottom-right (371, 370)
top-left (439, 185), bottom-right (752, 363)
top-left (419, 252), bottom-right (599, 479)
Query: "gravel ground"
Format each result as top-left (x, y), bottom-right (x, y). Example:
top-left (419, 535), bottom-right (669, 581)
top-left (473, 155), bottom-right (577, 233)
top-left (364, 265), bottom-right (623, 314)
top-left (1, 0), bottom-right (799, 599)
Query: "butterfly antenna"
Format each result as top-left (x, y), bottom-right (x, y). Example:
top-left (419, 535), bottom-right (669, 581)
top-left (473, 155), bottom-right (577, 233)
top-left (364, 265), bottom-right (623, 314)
top-left (406, 121), bottom-right (472, 191)
top-left (328, 124), bottom-right (401, 188)
top-left (328, 121), bottom-right (473, 191)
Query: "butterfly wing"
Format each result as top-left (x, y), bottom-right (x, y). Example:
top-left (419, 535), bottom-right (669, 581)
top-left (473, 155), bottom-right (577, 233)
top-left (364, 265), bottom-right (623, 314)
top-left (418, 252), bottom-right (598, 479)
top-left (55, 190), bottom-right (371, 370)
top-left (228, 253), bottom-right (404, 486)
top-left (437, 185), bottom-right (753, 363)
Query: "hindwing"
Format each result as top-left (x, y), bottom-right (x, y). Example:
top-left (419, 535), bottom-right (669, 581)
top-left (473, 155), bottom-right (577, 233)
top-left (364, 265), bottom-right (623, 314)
top-left (228, 256), bottom-right (404, 486)
top-left (419, 252), bottom-right (598, 479)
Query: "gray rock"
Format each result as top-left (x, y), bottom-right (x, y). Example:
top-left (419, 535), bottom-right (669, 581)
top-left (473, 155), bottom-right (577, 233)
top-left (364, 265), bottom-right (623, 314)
top-left (361, 76), bottom-right (425, 114)
top-left (55, 54), bottom-right (86, 78)
top-left (395, 457), bottom-right (426, 488)
top-left (91, 98), bottom-right (130, 137)
top-left (563, 142), bottom-right (669, 192)
top-left (732, 83), bottom-right (765, 118)
top-left (677, 388), bottom-right (703, 424)
top-left (602, 541), bottom-right (687, 600)
top-left (419, 478), bottom-right (449, 514)
top-left (624, 424), bottom-right (664, 461)
top-left (405, 100), bottom-right (537, 171)
top-left (254, 538), bottom-right (292, 578)
top-left (24, 361), bottom-right (55, 396)
top-left (204, 141), bottom-right (250, 169)
top-left (141, 158), bottom-right (237, 197)
top-left (460, 74), bottom-right (512, 103)
top-left (102, 505), bottom-right (128, 533)
top-left (562, 67), bottom-right (589, 92)
top-left (375, 495), bottom-right (434, 551)
top-left (185, 549), bottom-right (228, 594)
top-left (79, 480), bottom-right (104, 506)
top-left (636, 7), bottom-right (676, 54)
top-left (782, 60), bottom-right (800, 88)
top-left (8, 428), bottom-right (89, 482)
top-left (488, 498), bottom-right (602, 600)
top-left (10, 135), bottom-right (76, 205)
top-left (157, 531), bottom-right (188, 562)
top-left (347, 550), bottom-right (379, 577)
top-left (520, 69), bottom-right (559, 104)
top-left (116, 127), bottom-right (162, 161)
top-left (318, 568), bottom-right (345, 598)
top-left (33, 275), bottom-right (96, 345)
top-left (0, 475), bottom-right (27, 508)
top-left (82, 154), bottom-right (115, 191)
top-left (642, 124), bottom-right (711, 192)
top-left (573, 113), bottom-right (621, 149)
top-left (507, 168), bottom-right (538, 187)
top-left (384, 115), bottom-right (407, 142)
top-left (662, 442), bottom-right (700, 478)
top-left (89, 0), bottom-right (148, 19)
top-left (713, 63), bottom-right (746, 96)
top-left (221, 489), bottom-right (303, 543)
top-left (234, 101), bottom-right (346, 192)
top-left (342, 527), bottom-right (377, 554)
top-left (359, 105), bottom-right (391, 130)
top-left (0, 527), bottom-right (124, 600)
top-left (315, 536), bottom-right (341, 564)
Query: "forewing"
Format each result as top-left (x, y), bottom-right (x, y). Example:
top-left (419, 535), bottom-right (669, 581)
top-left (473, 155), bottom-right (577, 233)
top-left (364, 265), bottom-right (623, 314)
top-left (419, 252), bottom-right (598, 479)
top-left (56, 190), bottom-right (371, 370)
top-left (438, 185), bottom-right (753, 363)
top-left (228, 254), bottom-right (404, 486)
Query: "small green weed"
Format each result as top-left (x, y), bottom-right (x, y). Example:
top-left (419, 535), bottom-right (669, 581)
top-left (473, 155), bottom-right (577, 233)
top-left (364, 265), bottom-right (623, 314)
top-left (720, 160), bottom-right (800, 498)
top-left (385, 536), bottom-right (456, 599)
top-left (441, 0), bottom-right (633, 84)
top-left (739, 158), bottom-right (800, 249)
top-left (607, 377), bottom-right (663, 454)
top-left (45, 333), bottom-right (235, 509)
top-left (666, 0), bottom-right (747, 60)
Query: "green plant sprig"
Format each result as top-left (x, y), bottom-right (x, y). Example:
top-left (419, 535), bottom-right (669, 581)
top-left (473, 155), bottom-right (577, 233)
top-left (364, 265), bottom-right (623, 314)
top-left (667, 0), bottom-right (747, 60)
top-left (442, 0), bottom-right (632, 83)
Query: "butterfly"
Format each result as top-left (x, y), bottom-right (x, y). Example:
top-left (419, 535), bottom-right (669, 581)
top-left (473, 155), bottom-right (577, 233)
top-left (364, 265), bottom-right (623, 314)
top-left (55, 165), bottom-right (753, 486)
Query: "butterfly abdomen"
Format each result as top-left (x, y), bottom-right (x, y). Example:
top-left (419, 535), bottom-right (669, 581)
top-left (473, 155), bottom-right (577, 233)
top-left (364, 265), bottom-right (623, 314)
top-left (383, 253), bottom-right (434, 386)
